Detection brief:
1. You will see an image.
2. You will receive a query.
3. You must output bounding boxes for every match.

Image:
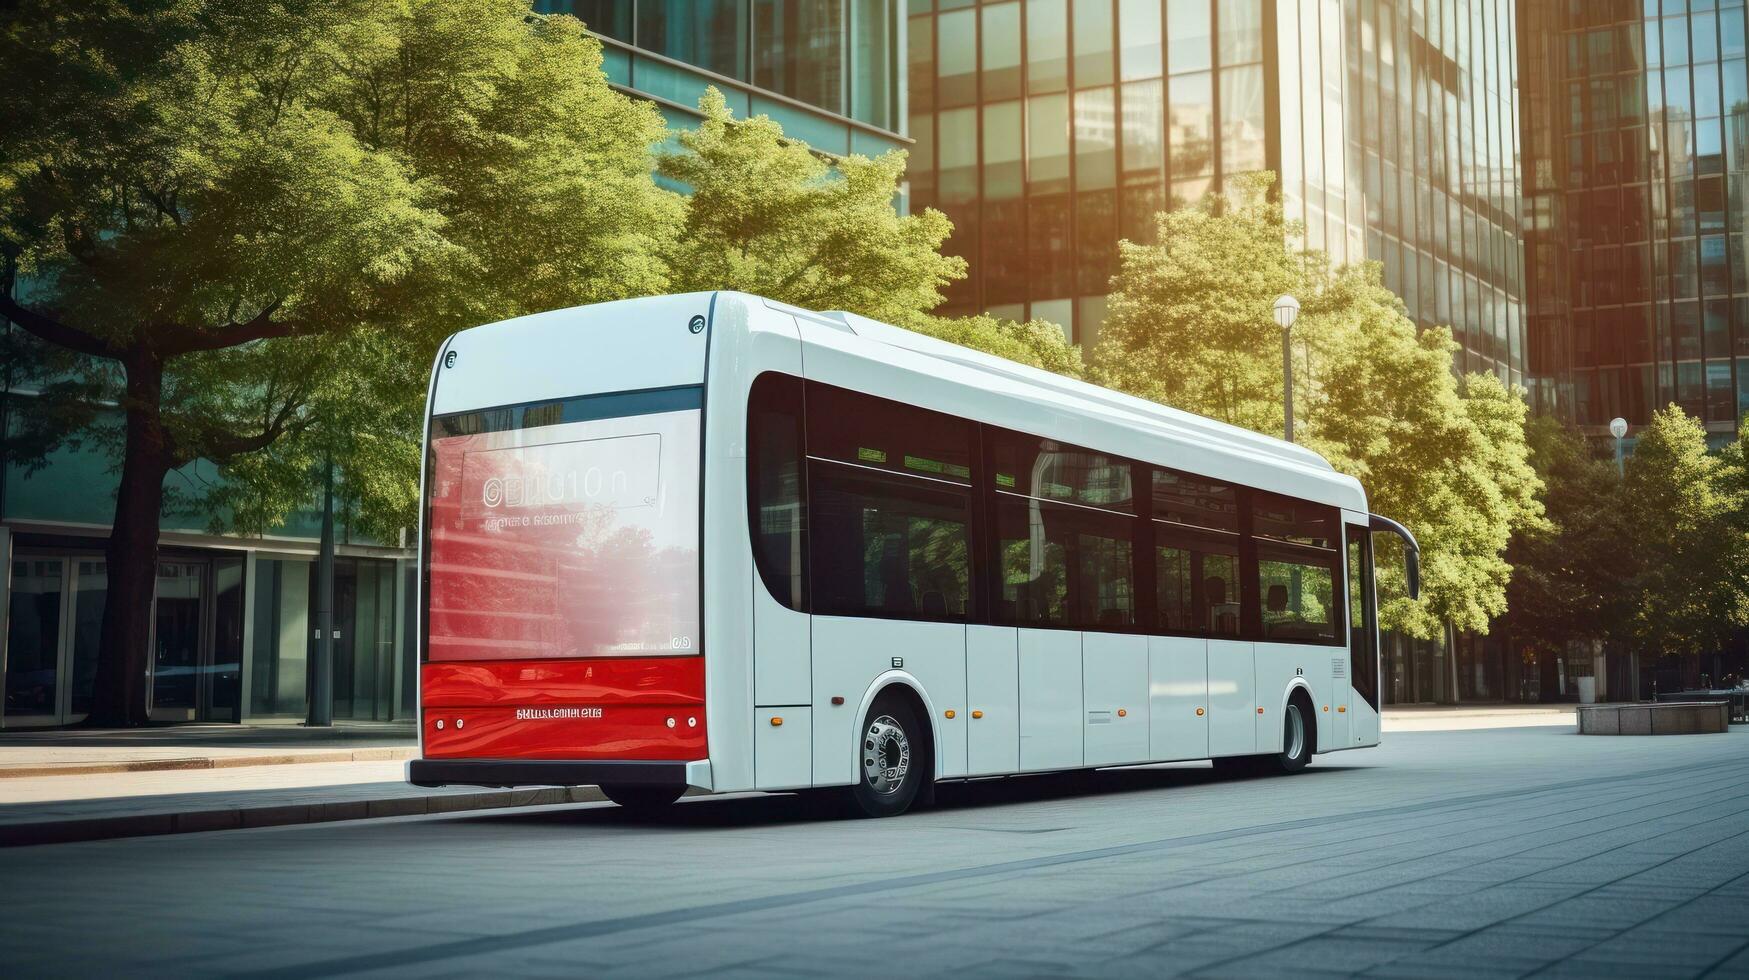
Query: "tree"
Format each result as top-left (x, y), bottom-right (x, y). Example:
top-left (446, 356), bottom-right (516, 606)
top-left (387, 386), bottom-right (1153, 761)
top-left (1091, 173), bottom-right (1301, 433)
top-left (658, 89), bottom-right (965, 328)
top-left (910, 313), bottom-right (1085, 378)
top-left (1091, 176), bottom-right (1544, 637)
top-left (0, 0), bottom-right (679, 724)
top-left (1622, 406), bottom-right (1749, 655)
top-left (1500, 416), bottom-right (1632, 654)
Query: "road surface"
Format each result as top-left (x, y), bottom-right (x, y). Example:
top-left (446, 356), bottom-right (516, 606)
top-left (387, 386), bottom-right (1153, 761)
top-left (3, 725), bottom-right (1747, 978)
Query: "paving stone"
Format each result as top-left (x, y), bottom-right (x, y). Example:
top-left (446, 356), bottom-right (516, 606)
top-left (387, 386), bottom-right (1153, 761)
top-left (0, 725), bottom-right (1744, 977)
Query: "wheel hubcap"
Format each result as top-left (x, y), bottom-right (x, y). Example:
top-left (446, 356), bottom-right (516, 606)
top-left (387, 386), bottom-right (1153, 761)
top-left (862, 715), bottom-right (911, 796)
top-left (1284, 703), bottom-right (1306, 761)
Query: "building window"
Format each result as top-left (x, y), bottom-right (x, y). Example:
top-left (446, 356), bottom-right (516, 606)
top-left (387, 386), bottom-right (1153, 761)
top-left (637, 0), bottom-right (749, 80)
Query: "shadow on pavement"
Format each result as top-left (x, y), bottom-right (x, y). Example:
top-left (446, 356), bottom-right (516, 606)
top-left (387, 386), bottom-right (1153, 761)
top-left (452, 761), bottom-right (1366, 832)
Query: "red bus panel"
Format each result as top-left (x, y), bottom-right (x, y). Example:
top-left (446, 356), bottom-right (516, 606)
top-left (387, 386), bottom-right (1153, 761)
top-left (421, 658), bottom-right (705, 760)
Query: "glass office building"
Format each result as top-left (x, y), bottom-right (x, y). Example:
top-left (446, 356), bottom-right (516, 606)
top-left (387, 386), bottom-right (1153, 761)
top-left (1521, 0), bottom-right (1749, 442)
top-left (0, 1), bottom-right (907, 728)
top-left (908, 0), bottom-right (1526, 704)
top-left (907, 0), bottom-right (1526, 385)
top-left (540, 1), bottom-right (910, 158)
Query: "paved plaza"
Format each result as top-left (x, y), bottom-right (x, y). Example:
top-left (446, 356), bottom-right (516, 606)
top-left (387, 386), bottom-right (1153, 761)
top-left (2, 724), bottom-right (1746, 978)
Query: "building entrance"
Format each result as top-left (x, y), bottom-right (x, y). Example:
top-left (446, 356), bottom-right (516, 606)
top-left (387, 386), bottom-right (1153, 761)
top-left (3, 556), bottom-right (104, 726)
top-left (3, 551), bottom-right (243, 726)
top-left (147, 557), bottom-right (244, 723)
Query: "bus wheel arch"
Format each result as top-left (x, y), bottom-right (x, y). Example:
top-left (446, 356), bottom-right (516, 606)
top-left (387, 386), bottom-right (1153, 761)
top-left (844, 678), bottom-right (937, 817)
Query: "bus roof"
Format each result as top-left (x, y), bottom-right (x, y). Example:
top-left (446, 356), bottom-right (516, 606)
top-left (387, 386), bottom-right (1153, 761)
top-left (435, 292), bottom-right (1367, 514)
top-left (745, 294), bottom-right (1366, 515)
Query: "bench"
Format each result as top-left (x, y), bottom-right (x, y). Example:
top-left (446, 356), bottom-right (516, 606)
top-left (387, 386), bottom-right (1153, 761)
top-left (1577, 702), bottom-right (1732, 735)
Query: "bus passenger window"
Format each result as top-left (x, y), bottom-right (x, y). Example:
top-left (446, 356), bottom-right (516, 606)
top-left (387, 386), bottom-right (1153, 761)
top-left (1257, 555), bottom-right (1339, 642)
top-left (748, 373), bottom-right (807, 610)
top-left (809, 467), bottom-right (971, 620)
top-left (995, 496), bottom-right (1133, 629)
top-left (1156, 541), bottom-right (1240, 636)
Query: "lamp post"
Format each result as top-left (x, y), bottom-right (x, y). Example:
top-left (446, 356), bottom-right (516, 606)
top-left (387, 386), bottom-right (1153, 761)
top-left (1273, 294), bottom-right (1301, 442)
top-left (1609, 417), bottom-right (1628, 478)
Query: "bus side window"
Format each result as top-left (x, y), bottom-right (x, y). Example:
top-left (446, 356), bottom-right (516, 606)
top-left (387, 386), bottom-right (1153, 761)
top-left (748, 373), bottom-right (808, 611)
top-left (1346, 524), bottom-right (1379, 709)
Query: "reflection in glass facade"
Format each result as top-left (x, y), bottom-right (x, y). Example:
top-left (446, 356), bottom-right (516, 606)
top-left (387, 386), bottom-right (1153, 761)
top-left (908, 0), bottom-right (1525, 382)
top-left (1521, 0), bottom-right (1749, 439)
top-left (541, 1), bottom-right (905, 146)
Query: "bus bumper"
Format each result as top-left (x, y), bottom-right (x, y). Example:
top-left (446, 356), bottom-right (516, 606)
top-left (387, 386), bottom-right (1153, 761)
top-left (408, 758), bottom-right (709, 791)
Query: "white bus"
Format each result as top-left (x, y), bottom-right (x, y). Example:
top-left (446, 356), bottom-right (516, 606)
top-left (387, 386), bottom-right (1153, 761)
top-left (409, 292), bottom-right (1419, 817)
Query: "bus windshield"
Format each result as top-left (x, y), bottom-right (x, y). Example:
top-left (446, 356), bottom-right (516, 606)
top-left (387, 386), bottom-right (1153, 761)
top-left (423, 387), bottom-right (702, 661)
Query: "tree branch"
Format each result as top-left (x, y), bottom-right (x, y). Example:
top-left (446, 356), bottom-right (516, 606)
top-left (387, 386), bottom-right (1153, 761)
top-left (0, 291), bottom-right (118, 360)
top-left (157, 298), bottom-right (297, 355)
top-left (177, 392), bottom-right (310, 466)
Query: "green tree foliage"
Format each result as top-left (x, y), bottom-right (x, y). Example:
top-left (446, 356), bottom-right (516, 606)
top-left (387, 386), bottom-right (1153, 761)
top-left (1092, 174), bottom-right (1302, 432)
top-left (658, 89), bottom-right (965, 327)
top-left (0, 0), bottom-right (679, 723)
top-left (1622, 406), bottom-right (1749, 654)
top-left (910, 313), bottom-right (1085, 378)
top-left (1500, 416), bottom-right (1633, 653)
top-left (1091, 175), bottom-right (1544, 637)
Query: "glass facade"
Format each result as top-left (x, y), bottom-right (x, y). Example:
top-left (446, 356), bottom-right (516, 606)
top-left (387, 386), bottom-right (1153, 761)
top-left (540, 1), bottom-right (906, 152)
top-left (909, 0), bottom-right (1526, 381)
top-left (1340, 0), bottom-right (1527, 383)
top-left (1521, 0), bottom-right (1749, 439)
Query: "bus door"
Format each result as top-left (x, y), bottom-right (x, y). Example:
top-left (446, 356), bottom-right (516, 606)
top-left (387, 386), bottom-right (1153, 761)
top-left (1346, 522), bottom-right (1382, 746)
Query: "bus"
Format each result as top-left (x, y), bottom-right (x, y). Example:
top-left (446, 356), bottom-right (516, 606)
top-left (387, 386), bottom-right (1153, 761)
top-left (408, 292), bottom-right (1420, 817)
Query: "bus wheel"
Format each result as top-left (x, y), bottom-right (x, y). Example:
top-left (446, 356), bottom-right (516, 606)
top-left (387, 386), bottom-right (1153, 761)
top-left (600, 784), bottom-right (684, 810)
top-left (1265, 697), bottom-right (1314, 774)
top-left (848, 695), bottom-right (926, 817)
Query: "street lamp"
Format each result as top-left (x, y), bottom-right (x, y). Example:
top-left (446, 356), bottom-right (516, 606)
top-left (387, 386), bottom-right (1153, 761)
top-left (1273, 294), bottom-right (1301, 442)
top-left (1610, 417), bottom-right (1628, 478)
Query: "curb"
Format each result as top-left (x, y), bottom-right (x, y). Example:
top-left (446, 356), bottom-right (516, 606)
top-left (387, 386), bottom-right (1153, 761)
top-left (0, 747), bottom-right (418, 779)
top-left (0, 785), bottom-right (605, 847)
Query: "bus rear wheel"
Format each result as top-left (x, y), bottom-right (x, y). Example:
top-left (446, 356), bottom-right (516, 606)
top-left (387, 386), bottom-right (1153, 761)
top-left (846, 694), bottom-right (927, 818)
top-left (600, 783), bottom-right (684, 810)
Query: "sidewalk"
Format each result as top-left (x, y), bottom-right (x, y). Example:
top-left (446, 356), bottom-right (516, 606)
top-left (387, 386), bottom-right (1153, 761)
top-left (0, 723), bottom-right (588, 847)
top-left (0, 722), bottom-right (417, 777)
top-left (1382, 703), bottom-right (1576, 732)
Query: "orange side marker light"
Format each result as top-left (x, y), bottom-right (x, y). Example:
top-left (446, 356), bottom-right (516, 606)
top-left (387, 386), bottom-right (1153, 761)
top-left (770, 716), bottom-right (783, 727)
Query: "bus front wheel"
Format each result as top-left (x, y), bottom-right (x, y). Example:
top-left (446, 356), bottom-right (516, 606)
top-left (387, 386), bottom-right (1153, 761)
top-left (1214, 697), bottom-right (1315, 777)
top-left (846, 694), bottom-right (927, 818)
top-left (600, 783), bottom-right (684, 810)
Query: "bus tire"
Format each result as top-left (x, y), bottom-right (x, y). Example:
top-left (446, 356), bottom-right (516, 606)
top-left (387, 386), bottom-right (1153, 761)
top-left (847, 694), bottom-right (927, 818)
top-left (1263, 694), bottom-right (1315, 774)
top-left (600, 784), bottom-right (684, 810)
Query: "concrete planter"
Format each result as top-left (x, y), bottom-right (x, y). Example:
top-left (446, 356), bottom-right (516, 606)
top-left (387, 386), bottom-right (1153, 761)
top-left (1577, 701), bottom-right (1731, 735)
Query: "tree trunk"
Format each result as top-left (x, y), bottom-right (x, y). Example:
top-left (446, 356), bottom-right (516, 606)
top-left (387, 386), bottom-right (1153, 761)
top-left (84, 350), bottom-right (171, 727)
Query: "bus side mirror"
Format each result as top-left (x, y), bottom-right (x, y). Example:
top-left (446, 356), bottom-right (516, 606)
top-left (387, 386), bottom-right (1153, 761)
top-left (1368, 513), bottom-right (1421, 601)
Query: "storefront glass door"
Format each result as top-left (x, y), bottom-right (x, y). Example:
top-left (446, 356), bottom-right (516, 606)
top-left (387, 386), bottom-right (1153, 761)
top-left (148, 558), bottom-right (243, 723)
top-left (149, 561), bottom-right (204, 719)
top-left (4, 558), bottom-right (65, 722)
top-left (2, 556), bottom-right (106, 726)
